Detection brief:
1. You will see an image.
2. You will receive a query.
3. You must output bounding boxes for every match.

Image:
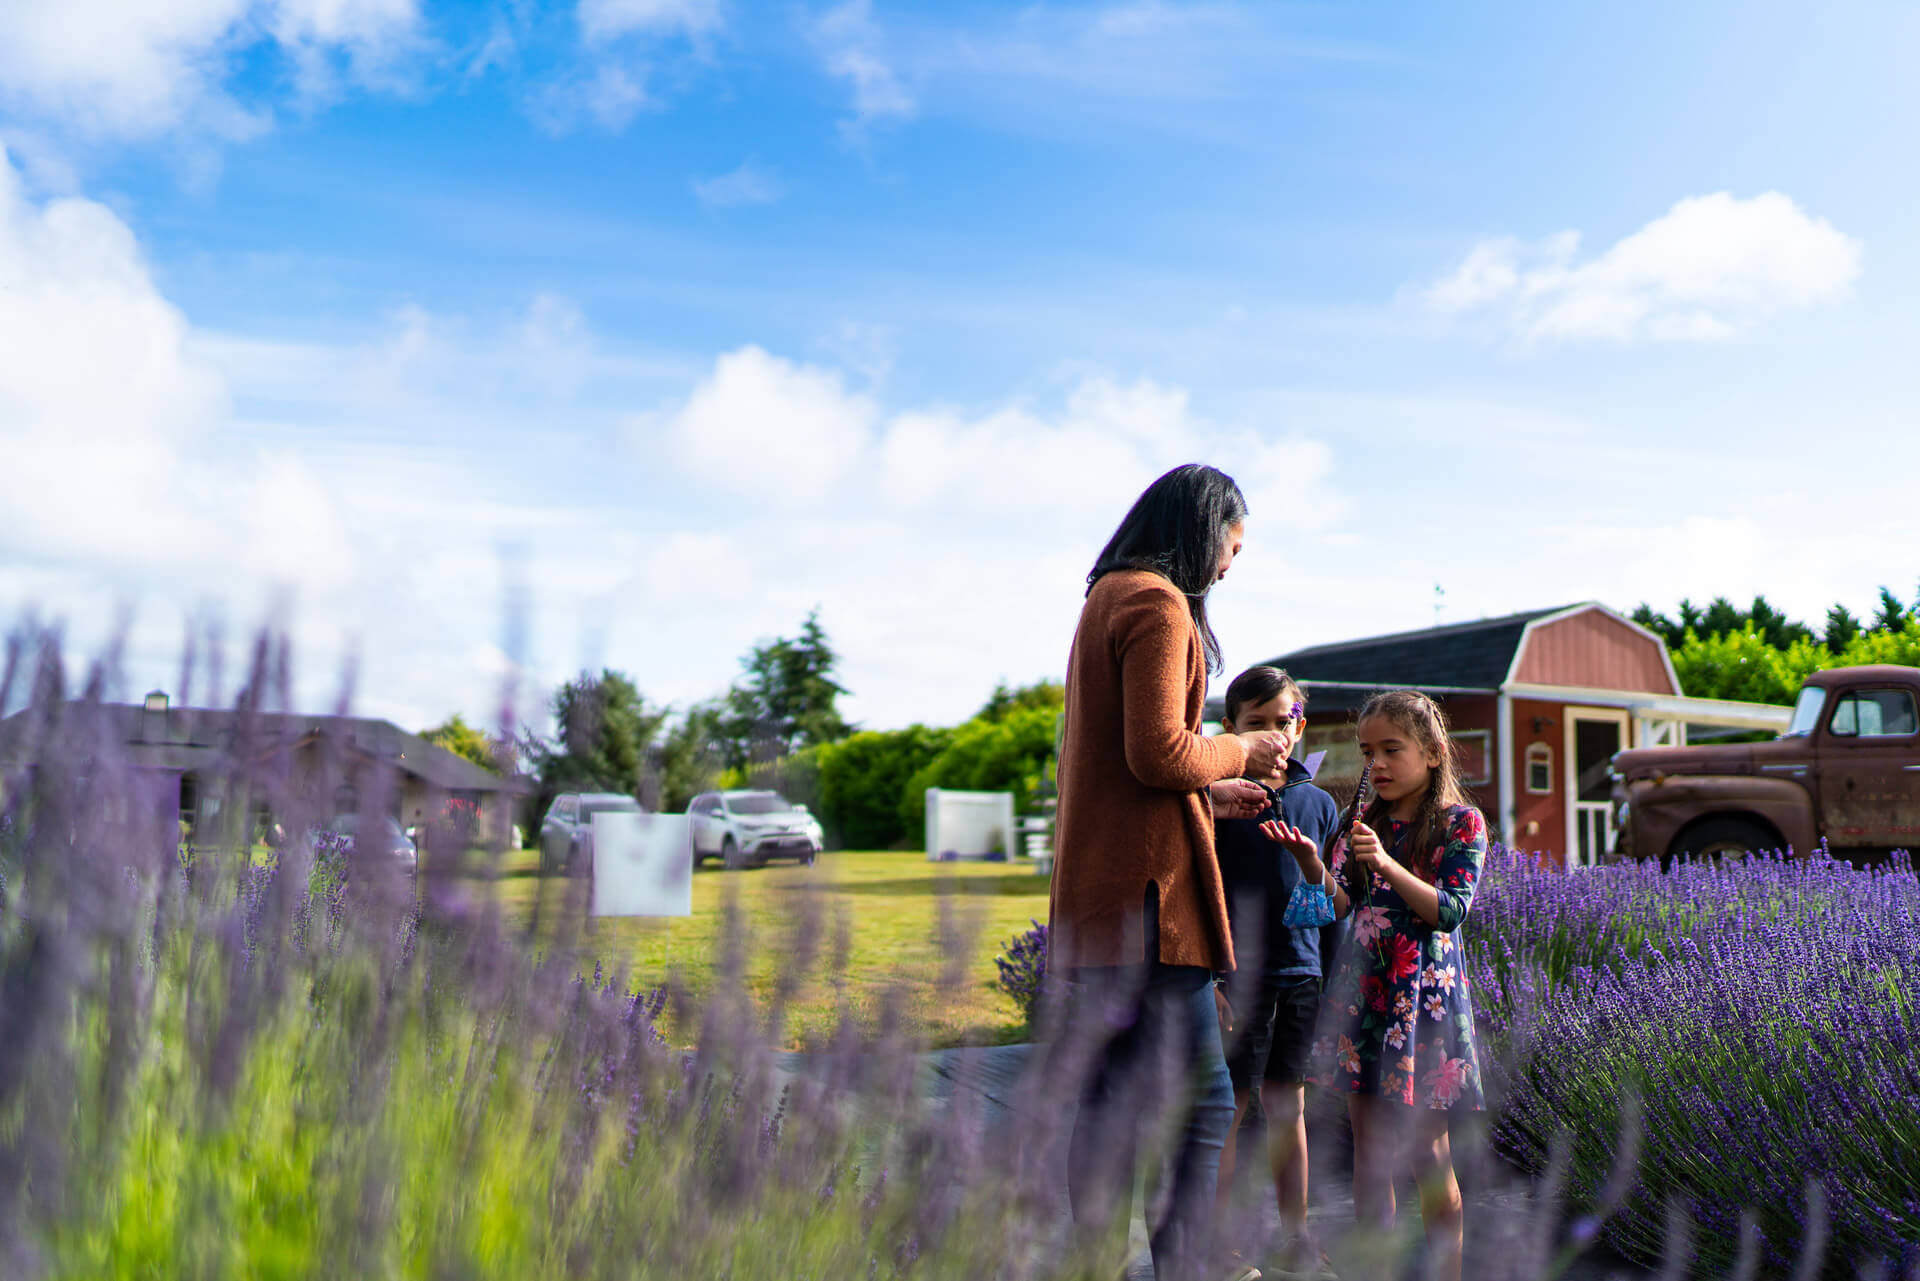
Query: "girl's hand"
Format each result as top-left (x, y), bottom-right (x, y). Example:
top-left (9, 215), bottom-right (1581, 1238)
top-left (1258, 818), bottom-right (1319, 864)
top-left (1209, 778), bottom-right (1268, 821)
top-left (1348, 821), bottom-right (1390, 870)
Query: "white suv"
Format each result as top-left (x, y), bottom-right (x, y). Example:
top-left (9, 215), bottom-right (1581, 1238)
top-left (688, 790), bottom-right (823, 869)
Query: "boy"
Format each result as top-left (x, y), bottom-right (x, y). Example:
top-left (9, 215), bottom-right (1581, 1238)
top-left (1213, 665), bottom-right (1340, 1275)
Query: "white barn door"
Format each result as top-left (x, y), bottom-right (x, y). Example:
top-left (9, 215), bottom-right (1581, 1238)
top-left (1564, 708), bottom-right (1628, 867)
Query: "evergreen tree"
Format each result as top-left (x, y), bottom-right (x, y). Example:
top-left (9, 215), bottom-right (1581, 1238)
top-left (1746, 595), bottom-right (1813, 649)
top-left (521, 671), bottom-right (671, 821)
top-left (1873, 586), bottom-right (1909, 633)
top-left (1823, 604), bottom-right (1862, 655)
top-left (1700, 596), bottom-right (1743, 637)
top-left (1677, 598), bottom-right (1705, 637)
top-left (657, 699), bottom-right (727, 811)
top-left (1630, 603), bottom-right (1681, 648)
top-left (719, 609), bottom-right (852, 767)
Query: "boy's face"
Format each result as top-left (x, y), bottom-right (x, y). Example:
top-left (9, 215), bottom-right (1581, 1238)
top-left (1223, 693), bottom-right (1303, 782)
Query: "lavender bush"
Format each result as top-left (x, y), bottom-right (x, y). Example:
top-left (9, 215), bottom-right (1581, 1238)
top-left (994, 918), bottom-right (1049, 1026)
top-left (1467, 846), bottom-right (1920, 1277)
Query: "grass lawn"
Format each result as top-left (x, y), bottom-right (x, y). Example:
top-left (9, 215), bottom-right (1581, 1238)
top-left (479, 849), bottom-right (1052, 1050)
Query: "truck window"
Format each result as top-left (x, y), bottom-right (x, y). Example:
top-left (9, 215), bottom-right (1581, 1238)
top-left (1828, 689), bottom-right (1918, 738)
top-left (1783, 686), bottom-right (1826, 737)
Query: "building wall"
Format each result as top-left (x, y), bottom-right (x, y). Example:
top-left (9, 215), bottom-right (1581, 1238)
top-left (1512, 610), bottom-right (1675, 694)
top-left (1509, 696), bottom-right (1570, 866)
top-left (1298, 693), bottom-right (1499, 820)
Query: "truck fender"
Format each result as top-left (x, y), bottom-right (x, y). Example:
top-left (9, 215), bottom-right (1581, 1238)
top-left (1628, 775), bottom-right (1817, 859)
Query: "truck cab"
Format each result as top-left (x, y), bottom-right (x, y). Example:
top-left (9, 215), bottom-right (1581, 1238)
top-left (1611, 665), bottom-right (1920, 864)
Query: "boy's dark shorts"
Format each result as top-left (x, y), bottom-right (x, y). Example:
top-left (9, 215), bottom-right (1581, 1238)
top-left (1224, 974), bottom-right (1321, 1090)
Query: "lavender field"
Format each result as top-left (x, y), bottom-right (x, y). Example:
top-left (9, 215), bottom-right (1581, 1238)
top-left (4, 642), bottom-right (1919, 1278)
top-left (1465, 847), bottom-right (1920, 1278)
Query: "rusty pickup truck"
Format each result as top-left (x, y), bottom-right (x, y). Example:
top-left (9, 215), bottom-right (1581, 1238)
top-left (1611, 665), bottom-right (1920, 864)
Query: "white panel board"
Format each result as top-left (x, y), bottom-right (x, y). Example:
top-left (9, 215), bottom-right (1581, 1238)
top-left (591, 812), bottom-right (693, 917)
top-left (924, 788), bottom-right (1015, 861)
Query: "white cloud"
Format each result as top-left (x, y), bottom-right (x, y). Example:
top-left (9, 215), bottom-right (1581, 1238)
top-left (810, 0), bottom-right (915, 139)
top-left (0, 0), bottom-right (421, 142)
top-left (692, 159), bottom-right (783, 208)
top-left (527, 61), bottom-right (651, 133)
top-left (659, 345), bottom-right (877, 503)
top-left (1425, 192), bottom-right (1863, 343)
top-left (579, 0), bottom-right (724, 43)
top-left (0, 145), bottom-right (355, 593)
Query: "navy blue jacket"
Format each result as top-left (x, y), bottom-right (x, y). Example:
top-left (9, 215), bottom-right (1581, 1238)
top-left (1215, 756), bottom-right (1342, 979)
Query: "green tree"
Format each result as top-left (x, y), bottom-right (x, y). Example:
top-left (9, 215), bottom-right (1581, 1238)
top-left (1823, 604), bottom-right (1862, 655)
top-left (1631, 604), bottom-right (1683, 649)
top-left (720, 609), bottom-right (852, 767)
top-left (522, 671), bottom-right (670, 823)
top-left (816, 725), bottom-right (956, 849)
top-left (1670, 627), bottom-right (1825, 705)
top-left (975, 678), bottom-right (1065, 723)
top-left (1873, 586), bottom-right (1910, 633)
top-left (420, 713), bottom-right (501, 773)
top-left (656, 699), bottom-right (727, 812)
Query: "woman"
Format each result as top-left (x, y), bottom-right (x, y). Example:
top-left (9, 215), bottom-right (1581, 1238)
top-left (1050, 463), bottom-right (1291, 1281)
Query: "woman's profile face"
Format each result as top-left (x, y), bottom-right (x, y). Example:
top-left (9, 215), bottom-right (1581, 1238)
top-left (1214, 521), bottom-right (1246, 582)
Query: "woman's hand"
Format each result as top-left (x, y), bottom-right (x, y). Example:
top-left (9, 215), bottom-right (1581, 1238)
top-left (1209, 778), bottom-right (1268, 821)
top-left (1213, 985), bottom-right (1233, 1033)
top-left (1237, 730), bottom-right (1292, 780)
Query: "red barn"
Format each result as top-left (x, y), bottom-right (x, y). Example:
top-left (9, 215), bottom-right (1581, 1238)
top-left (1210, 603), bottom-right (1790, 866)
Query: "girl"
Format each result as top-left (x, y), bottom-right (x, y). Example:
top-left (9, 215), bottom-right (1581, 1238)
top-left (1293, 689), bottom-right (1487, 1281)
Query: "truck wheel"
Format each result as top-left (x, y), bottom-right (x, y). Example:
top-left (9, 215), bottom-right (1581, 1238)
top-left (1666, 817), bottom-right (1777, 869)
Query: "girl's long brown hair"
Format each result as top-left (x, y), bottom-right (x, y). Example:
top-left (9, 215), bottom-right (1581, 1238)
top-left (1356, 689), bottom-right (1471, 881)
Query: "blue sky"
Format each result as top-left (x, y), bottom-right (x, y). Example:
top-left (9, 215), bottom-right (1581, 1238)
top-left (3, 0), bottom-right (1917, 733)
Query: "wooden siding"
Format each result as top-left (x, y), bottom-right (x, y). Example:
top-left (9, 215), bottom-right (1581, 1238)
top-left (1512, 609), bottom-right (1676, 695)
top-left (1509, 695), bottom-right (1569, 867)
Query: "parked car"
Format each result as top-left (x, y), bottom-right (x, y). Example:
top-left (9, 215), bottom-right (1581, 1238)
top-left (540, 792), bottom-right (646, 874)
top-left (687, 790), bottom-right (823, 869)
top-left (1612, 664), bottom-right (1920, 866)
top-left (314, 813), bottom-right (417, 874)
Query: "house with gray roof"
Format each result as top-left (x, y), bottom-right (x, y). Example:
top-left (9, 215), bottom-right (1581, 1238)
top-left (0, 691), bottom-right (528, 846)
top-left (1206, 603), bottom-right (1791, 866)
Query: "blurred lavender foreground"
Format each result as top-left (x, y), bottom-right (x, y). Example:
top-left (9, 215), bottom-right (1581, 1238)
top-left (0, 626), bottom-right (1910, 1279)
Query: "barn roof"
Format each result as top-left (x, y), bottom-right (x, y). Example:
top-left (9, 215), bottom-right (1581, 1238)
top-left (1269, 605), bottom-right (1580, 690)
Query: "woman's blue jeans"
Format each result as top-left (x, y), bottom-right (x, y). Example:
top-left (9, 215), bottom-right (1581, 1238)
top-left (1064, 962), bottom-right (1235, 1281)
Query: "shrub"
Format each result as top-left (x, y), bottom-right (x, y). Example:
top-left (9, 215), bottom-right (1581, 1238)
top-left (816, 726), bottom-right (955, 850)
top-left (899, 704), bottom-right (1058, 836)
top-left (993, 919), bottom-right (1049, 1026)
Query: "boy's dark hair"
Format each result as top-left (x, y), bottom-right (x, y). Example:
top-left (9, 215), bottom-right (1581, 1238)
top-left (1087, 463), bottom-right (1247, 675)
top-left (1222, 665), bottom-right (1304, 725)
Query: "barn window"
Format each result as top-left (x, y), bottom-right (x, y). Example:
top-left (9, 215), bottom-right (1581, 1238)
top-left (1525, 743), bottom-right (1553, 794)
top-left (1451, 730), bottom-right (1491, 785)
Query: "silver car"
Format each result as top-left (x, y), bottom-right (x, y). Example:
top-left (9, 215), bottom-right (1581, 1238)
top-left (539, 791), bottom-right (645, 874)
top-left (688, 790), bottom-right (823, 869)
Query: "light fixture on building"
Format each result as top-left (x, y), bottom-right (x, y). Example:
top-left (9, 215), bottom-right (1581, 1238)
top-left (144, 690), bottom-right (169, 712)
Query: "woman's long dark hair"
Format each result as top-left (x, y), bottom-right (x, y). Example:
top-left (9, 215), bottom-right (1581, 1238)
top-left (1087, 463), bottom-right (1247, 674)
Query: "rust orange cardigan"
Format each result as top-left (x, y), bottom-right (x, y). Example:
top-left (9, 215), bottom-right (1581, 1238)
top-left (1048, 569), bottom-right (1249, 971)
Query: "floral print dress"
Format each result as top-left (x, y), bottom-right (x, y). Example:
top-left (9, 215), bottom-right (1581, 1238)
top-left (1310, 805), bottom-right (1488, 1111)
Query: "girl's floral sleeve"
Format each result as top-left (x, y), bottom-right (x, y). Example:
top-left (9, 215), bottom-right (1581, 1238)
top-left (1432, 807), bottom-right (1487, 932)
